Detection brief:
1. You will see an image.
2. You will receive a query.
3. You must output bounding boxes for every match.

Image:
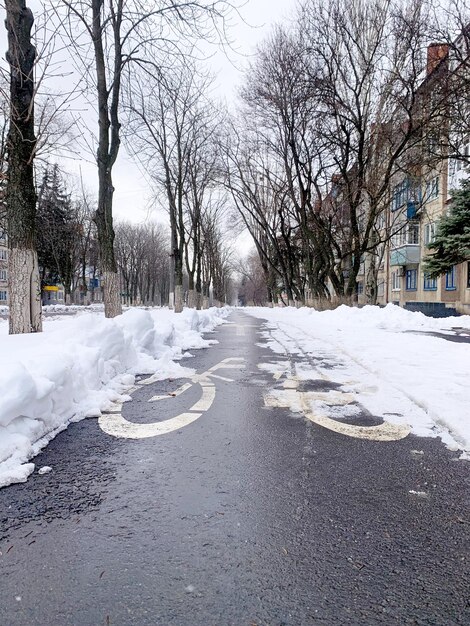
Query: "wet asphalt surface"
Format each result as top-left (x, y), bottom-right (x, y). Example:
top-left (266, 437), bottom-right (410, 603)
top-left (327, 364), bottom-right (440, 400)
top-left (0, 310), bottom-right (469, 626)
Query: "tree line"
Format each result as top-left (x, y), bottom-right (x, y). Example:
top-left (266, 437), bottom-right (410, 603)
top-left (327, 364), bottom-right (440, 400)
top-left (33, 164), bottom-right (171, 306)
top-left (222, 0), bottom-right (470, 307)
top-left (4, 0), bottom-right (470, 333)
top-left (3, 0), bottom-right (239, 334)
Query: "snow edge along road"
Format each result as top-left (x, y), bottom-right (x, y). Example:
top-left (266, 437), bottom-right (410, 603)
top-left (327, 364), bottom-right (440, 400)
top-left (0, 307), bottom-right (231, 488)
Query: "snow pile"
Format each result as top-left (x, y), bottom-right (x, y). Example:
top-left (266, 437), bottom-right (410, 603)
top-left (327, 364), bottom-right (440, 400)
top-left (247, 304), bottom-right (470, 455)
top-left (0, 306), bottom-right (229, 488)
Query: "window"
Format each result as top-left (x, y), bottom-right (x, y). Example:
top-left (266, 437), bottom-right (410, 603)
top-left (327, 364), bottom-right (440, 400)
top-left (392, 271), bottom-right (402, 291)
top-left (392, 179), bottom-right (410, 212)
top-left (445, 266), bottom-right (456, 290)
top-left (0, 230), bottom-right (5, 241)
top-left (467, 262), bottom-right (470, 288)
top-left (424, 222), bottom-right (436, 245)
top-left (376, 211), bottom-right (386, 230)
top-left (0, 269), bottom-right (6, 281)
top-left (406, 269), bottom-right (417, 290)
top-left (427, 134), bottom-right (439, 155)
top-left (449, 135), bottom-right (470, 175)
top-left (391, 222), bottom-right (420, 247)
top-left (0, 249), bottom-right (7, 261)
top-left (58, 290), bottom-right (64, 300)
top-left (0, 290), bottom-right (7, 301)
top-left (356, 282), bottom-right (364, 295)
top-left (423, 273), bottom-right (437, 290)
top-left (408, 221), bottom-right (419, 244)
top-left (425, 176), bottom-right (439, 201)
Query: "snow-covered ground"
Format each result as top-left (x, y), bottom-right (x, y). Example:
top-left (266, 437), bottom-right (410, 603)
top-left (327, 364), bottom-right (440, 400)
top-left (246, 304), bottom-right (470, 457)
top-left (2, 302), bottom-right (468, 489)
top-left (0, 307), bottom-right (229, 488)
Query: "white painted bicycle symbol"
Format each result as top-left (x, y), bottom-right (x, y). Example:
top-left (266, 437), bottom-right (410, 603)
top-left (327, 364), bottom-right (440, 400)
top-left (99, 355), bottom-right (410, 443)
top-left (99, 357), bottom-right (245, 439)
top-left (263, 369), bottom-right (410, 442)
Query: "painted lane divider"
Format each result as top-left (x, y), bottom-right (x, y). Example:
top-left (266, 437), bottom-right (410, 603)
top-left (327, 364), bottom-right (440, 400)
top-left (98, 358), bottom-right (245, 440)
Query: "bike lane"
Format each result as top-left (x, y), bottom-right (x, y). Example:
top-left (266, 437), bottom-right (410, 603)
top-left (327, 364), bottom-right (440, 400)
top-left (0, 310), bottom-right (469, 625)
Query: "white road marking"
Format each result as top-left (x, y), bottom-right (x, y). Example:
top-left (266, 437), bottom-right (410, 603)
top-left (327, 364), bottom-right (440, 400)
top-left (187, 384), bottom-right (216, 412)
top-left (208, 357), bottom-right (245, 370)
top-left (148, 382), bottom-right (192, 402)
top-left (264, 375), bottom-right (410, 442)
top-left (208, 374), bottom-right (234, 383)
top-left (99, 357), bottom-right (245, 440)
top-left (99, 411), bottom-right (203, 439)
top-left (137, 373), bottom-right (164, 386)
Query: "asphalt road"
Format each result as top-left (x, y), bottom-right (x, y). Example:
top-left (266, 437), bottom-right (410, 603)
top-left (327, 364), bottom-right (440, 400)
top-left (0, 311), bottom-right (469, 626)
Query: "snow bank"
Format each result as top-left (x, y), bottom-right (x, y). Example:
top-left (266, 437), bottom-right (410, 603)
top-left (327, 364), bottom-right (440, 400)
top-left (247, 304), bottom-right (470, 455)
top-left (0, 306), bottom-right (229, 488)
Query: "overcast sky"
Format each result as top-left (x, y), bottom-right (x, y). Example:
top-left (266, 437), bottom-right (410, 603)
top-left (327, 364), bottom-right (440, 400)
top-left (73, 0), bottom-right (297, 225)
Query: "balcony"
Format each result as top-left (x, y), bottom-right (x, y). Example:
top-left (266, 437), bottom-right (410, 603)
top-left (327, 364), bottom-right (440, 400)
top-left (390, 244), bottom-right (421, 266)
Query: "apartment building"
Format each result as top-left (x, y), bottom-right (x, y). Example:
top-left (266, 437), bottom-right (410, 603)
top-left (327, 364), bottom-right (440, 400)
top-left (384, 162), bottom-right (468, 316)
top-left (356, 41), bottom-right (470, 316)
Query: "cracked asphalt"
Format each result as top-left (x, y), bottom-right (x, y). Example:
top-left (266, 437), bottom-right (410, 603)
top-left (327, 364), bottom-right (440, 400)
top-left (0, 310), bottom-right (469, 626)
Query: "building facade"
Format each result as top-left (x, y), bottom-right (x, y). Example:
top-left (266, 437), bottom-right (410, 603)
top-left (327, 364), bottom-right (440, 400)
top-left (356, 42), bottom-right (470, 316)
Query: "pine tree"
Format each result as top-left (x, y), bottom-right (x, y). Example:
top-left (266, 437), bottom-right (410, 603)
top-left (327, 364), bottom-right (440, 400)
top-left (36, 164), bottom-right (78, 300)
top-left (424, 179), bottom-right (470, 277)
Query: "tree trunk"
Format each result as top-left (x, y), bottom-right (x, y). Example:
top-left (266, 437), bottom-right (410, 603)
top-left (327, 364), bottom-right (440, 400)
top-left (365, 258), bottom-right (378, 305)
top-left (92, 0), bottom-right (122, 319)
top-left (5, 0), bottom-right (42, 334)
top-left (102, 270), bottom-right (121, 316)
top-left (174, 249), bottom-right (184, 313)
top-left (95, 164), bottom-right (122, 318)
top-left (187, 289), bottom-right (196, 308)
top-left (186, 269), bottom-right (195, 309)
top-left (174, 284), bottom-right (184, 313)
top-left (168, 253), bottom-right (175, 309)
top-left (8, 249), bottom-right (42, 333)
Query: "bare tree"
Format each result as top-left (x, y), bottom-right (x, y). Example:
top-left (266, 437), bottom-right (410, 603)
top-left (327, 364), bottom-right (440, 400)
top-left (235, 251), bottom-right (268, 306)
top-left (234, 0), bottom-right (455, 305)
top-left (58, 0), bottom-right (239, 317)
top-left (115, 220), bottom-right (170, 306)
top-left (127, 61), bottom-right (220, 311)
top-left (184, 107), bottom-right (222, 310)
top-left (222, 124), bottom-right (308, 306)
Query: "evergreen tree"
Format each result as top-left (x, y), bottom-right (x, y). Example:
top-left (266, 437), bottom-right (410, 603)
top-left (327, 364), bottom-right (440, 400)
top-left (36, 165), bottom-right (78, 300)
top-left (424, 179), bottom-right (470, 277)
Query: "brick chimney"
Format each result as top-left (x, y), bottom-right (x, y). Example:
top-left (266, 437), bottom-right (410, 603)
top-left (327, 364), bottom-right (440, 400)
top-left (426, 43), bottom-right (449, 75)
